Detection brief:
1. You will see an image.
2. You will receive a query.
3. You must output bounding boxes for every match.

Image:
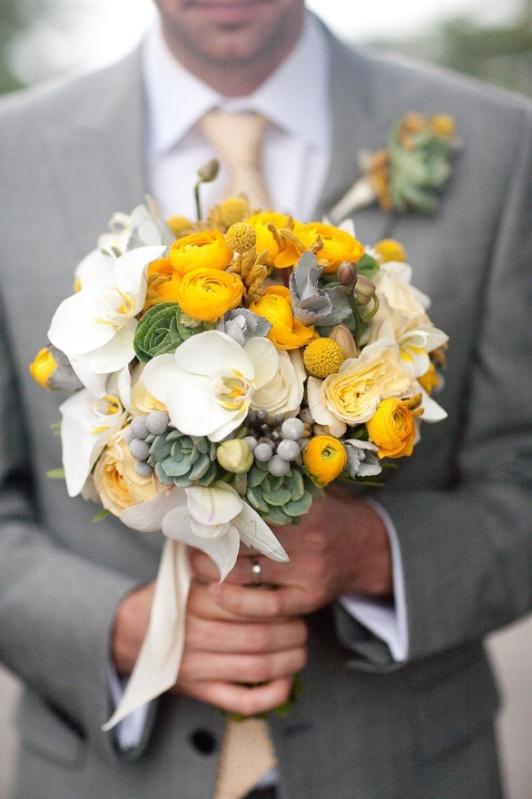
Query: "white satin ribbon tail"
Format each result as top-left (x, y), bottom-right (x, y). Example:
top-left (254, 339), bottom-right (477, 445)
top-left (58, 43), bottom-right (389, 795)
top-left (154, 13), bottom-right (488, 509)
top-left (103, 538), bottom-right (191, 730)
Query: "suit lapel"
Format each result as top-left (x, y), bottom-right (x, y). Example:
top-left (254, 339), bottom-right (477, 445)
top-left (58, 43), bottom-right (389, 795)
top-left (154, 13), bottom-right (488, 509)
top-left (43, 48), bottom-right (147, 262)
top-left (315, 28), bottom-right (398, 245)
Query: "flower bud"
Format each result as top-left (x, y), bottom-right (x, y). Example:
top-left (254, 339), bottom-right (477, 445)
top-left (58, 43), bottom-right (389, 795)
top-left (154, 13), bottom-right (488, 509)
top-left (216, 439), bottom-right (254, 474)
top-left (328, 324), bottom-right (359, 358)
top-left (28, 347), bottom-right (57, 390)
top-left (354, 274), bottom-right (376, 306)
top-left (197, 158), bottom-right (220, 183)
top-left (337, 262), bottom-right (357, 287)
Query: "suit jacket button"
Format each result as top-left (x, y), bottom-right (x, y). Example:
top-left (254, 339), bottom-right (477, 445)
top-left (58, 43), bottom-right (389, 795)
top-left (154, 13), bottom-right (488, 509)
top-left (190, 729), bottom-right (217, 755)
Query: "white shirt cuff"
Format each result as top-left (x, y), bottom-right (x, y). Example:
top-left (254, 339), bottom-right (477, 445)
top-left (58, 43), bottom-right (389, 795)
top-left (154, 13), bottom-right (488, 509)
top-left (339, 498), bottom-right (409, 662)
top-left (108, 664), bottom-right (151, 750)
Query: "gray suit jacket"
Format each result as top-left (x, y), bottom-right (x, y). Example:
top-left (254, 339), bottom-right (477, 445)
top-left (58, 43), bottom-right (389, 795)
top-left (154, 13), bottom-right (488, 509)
top-left (1, 24), bottom-right (531, 799)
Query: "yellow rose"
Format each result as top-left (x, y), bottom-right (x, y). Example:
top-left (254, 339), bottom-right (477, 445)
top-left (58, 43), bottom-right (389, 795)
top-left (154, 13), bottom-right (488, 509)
top-left (297, 222), bottom-right (364, 274)
top-left (176, 267), bottom-right (244, 322)
top-left (250, 286), bottom-right (315, 350)
top-left (246, 212), bottom-right (302, 268)
top-left (322, 342), bottom-right (417, 425)
top-left (168, 230), bottom-right (232, 276)
top-left (303, 435), bottom-right (347, 486)
top-left (28, 347), bottom-right (57, 390)
top-left (94, 431), bottom-right (159, 516)
top-left (366, 397), bottom-right (417, 458)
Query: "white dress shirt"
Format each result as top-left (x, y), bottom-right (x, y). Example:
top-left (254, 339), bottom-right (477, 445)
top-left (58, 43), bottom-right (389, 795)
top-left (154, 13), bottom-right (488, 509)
top-left (112, 13), bottom-right (408, 751)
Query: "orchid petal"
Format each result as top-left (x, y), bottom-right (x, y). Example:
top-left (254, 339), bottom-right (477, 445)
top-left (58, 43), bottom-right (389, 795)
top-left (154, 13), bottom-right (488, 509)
top-left (120, 488), bottom-right (187, 533)
top-left (114, 245), bottom-right (166, 312)
top-left (163, 519), bottom-right (241, 581)
top-left (185, 484), bottom-right (242, 527)
top-left (48, 290), bottom-right (114, 356)
top-left (166, 375), bottom-right (235, 438)
top-left (59, 389), bottom-right (125, 497)
top-left (69, 355), bottom-right (108, 398)
top-left (235, 502), bottom-right (289, 562)
top-left (142, 354), bottom-right (179, 404)
top-left (88, 317), bottom-right (137, 374)
top-left (174, 331), bottom-right (254, 380)
top-left (75, 249), bottom-right (115, 291)
top-left (419, 386), bottom-right (448, 423)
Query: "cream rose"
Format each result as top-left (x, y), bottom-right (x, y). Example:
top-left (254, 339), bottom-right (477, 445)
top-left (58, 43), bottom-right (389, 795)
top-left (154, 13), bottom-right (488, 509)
top-left (94, 431), bottom-right (159, 516)
top-left (251, 349), bottom-right (306, 419)
top-left (322, 340), bottom-right (418, 425)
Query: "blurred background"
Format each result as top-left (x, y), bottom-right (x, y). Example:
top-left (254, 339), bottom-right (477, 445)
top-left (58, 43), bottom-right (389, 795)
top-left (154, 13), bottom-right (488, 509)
top-left (1, 1), bottom-right (531, 797)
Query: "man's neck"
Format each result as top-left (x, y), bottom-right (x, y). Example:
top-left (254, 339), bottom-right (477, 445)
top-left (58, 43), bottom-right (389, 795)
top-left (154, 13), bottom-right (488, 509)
top-left (159, 20), bottom-right (304, 98)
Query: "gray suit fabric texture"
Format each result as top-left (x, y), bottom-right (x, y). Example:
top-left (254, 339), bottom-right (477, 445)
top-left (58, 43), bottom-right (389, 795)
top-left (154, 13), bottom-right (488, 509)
top-left (0, 22), bottom-right (531, 799)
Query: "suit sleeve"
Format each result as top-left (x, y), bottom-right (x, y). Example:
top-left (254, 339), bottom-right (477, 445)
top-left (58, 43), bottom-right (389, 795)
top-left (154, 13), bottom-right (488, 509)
top-left (335, 106), bottom-right (532, 669)
top-left (0, 295), bottom-right (156, 762)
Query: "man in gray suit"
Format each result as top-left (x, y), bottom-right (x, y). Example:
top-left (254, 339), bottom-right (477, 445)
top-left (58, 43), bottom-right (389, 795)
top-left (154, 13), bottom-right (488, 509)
top-left (0, 1), bottom-right (531, 797)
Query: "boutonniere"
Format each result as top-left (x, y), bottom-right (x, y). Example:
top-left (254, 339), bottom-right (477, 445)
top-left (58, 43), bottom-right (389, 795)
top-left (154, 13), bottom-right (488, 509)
top-left (330, 112), bottom-right (461, 222)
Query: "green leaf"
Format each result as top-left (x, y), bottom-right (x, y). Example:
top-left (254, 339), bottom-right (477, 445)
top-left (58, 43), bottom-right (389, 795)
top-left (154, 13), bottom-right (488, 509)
top-left (284, 492), bottom-right (313, 517)
top-left (262, 487), bottom-right (292, 507)
top-left (357, 253), bottom-right (380, 279)
top-left (46, 468), bottom-right (65, 479)
top-left (92, 509), bottom-right (111, 524)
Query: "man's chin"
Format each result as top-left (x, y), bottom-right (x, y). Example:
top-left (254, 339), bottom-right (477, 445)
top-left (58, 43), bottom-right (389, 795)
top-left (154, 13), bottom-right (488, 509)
top-left (185, 0), bottom-right (272, 28)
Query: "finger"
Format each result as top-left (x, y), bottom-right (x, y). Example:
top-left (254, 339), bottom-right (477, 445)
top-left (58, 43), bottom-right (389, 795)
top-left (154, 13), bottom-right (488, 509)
top-left (208, 582), bottom-right (308, 618)
top-left (179, 645), bottom-right (307, 684)
top-left (186, 617), bottom-right (307, 654)
top-left (190, 549), bottom-right (294, 587)
top-left (177, 677), bottom-right (294, 716)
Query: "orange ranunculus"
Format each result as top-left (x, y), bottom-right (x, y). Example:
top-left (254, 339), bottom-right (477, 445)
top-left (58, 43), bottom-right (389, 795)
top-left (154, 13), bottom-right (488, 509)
top-left (296, 222), bottom-right (364, 274)
top-left (246, 212), bottom-right (302, 269)
top-left (366, 397), bottom-right (417, 458)
top-left (303, 435), bottom-right (347, 486)
top-left (250, 286), bottom-right (315, 350)
top-left (168, 230), bottom-right (232, 276)
top-left (176, 267), bottom-right (244, 322)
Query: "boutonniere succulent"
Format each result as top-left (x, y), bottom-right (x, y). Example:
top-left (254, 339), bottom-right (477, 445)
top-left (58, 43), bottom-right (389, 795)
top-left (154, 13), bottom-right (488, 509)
top-left (330, 112), bottom-right (460, 221)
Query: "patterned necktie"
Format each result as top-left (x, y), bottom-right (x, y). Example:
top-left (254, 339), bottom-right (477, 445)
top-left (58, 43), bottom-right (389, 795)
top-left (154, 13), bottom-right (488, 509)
top-left (199, 110), bottom-right (272, 211)
top-left (213, 716), bottom-right (277, 799)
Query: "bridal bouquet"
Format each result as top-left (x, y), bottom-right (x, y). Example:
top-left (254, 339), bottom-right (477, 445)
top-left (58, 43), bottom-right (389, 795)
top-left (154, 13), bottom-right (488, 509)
top-left (30, 188), bottom-right (448, 725)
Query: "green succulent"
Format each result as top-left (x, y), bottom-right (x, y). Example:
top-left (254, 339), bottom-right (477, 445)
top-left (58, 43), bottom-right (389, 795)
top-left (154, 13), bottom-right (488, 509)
top-left (232, 461), bottom-right (318, 525)
top-left (389, 127), bottom-right (453, 214)
top-left (149, 429), bottom-right (218, 487)
top-left (134, 302), bottom-right (210, 363)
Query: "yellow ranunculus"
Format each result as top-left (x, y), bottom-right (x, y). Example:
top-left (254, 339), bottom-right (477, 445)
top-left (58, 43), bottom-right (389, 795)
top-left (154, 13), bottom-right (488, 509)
top-left (250, 286), bottom-right (315, 350)
top-left (322, 342), bottom-right (417, 425)
top-left (29, 347), bottom-right (57, 390)
top-left (93, 432), bottom-right (159, 516)
top-left (246, 212), bottom-right (301, 268)
top-left (366, 397), bottom-right (417, 458)
top-left (373, 238), bottom-right (407, 264)
top-left (144, 257), bottom-right (180, 308)
top-left (297, 222), bottom-right (364, 274)
top-left (168, 230), bottom-right (232, 276)
top-left (303, 435), bottom-right (347, 486)
top-left (176, 268), bottom-right (244, 322)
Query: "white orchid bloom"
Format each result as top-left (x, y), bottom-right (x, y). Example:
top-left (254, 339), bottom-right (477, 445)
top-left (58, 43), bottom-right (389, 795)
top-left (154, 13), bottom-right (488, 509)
top-left (143, 331), bottom-right (279, 442)
top-left (59, 368), bottom-right (131, 497)
top-left (121, 482), bottom-right (288, 580)
top-left (48, 245), bottom-right (165, 396)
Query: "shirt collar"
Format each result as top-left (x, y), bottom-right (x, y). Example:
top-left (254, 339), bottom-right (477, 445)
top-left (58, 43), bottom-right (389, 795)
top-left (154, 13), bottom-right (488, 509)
top-left (143, 12), bottom-right (330, 155)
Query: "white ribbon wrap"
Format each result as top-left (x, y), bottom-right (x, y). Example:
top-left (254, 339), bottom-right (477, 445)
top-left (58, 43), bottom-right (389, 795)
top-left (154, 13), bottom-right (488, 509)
top-left (103, 483), bottom-right (288, 730)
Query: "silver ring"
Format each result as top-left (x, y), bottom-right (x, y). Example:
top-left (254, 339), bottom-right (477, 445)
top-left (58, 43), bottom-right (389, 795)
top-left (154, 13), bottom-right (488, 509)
top-left (250, 559), bottom-right (262, 586)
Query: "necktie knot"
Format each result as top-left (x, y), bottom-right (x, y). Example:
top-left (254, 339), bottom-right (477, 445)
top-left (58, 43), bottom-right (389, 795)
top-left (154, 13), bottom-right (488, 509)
top-left (199, 109), bottom-right (272, 210)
